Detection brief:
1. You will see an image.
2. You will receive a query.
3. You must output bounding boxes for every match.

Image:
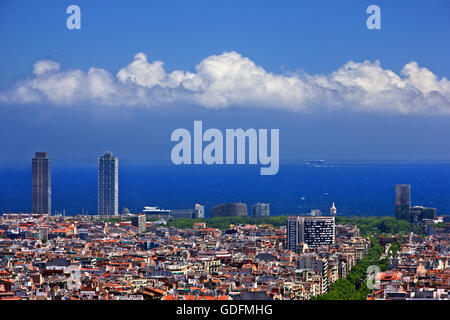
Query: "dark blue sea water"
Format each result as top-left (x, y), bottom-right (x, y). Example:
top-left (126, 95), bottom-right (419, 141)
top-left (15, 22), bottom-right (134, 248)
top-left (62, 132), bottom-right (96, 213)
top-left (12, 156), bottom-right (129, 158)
top-left (0, 163), bottom-right (449, 217)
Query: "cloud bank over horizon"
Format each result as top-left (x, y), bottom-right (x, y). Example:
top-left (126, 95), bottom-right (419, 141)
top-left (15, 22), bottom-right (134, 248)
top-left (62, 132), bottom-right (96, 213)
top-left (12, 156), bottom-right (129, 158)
top-left (1, 51), bottom-right (449, 115)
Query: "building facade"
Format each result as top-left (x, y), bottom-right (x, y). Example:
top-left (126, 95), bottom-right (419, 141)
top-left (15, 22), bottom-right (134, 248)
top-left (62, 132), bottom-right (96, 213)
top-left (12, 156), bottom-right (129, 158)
top-left (170, 209), bottom-right (196, 219)
top-left (298, 216), bottom-right (335, 248)
top-left (32, 152), bottom-right (51, 214)
top-left (98, 151), bottom-right (119, 216)
top-left (132, 215), bottom-right (146, 234)
top-left (298, 255), bottom-right (329, 292)
top-left (410, 206), bottom-right (437, 224)
top-left (170, 204), bottom-right (205, 219)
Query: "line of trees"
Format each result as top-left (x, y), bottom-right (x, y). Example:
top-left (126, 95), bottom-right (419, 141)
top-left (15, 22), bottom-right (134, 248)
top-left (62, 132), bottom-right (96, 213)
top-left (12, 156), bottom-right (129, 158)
top-left (164, 215), bottom-right (420, 235)
top-left (335, 216), bottom-right (421, 237)
top-left (101, 215), bottom-right (421, 237)
top-left (166, 216), bottom-right (287, 231)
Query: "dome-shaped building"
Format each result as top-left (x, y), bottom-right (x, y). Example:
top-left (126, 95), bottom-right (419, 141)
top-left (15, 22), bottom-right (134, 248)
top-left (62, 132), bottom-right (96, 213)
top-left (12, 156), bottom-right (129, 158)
top-left (210, 202), bottom-right (248, 218)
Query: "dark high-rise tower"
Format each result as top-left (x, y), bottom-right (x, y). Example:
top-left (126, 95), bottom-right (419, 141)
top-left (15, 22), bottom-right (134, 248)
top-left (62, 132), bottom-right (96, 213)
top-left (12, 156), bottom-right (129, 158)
top-left (286, 216), bottom-right (299, 252)
top-left (395, 184), bottom-right (411, 221)
top-left (32, 152), bottom-right (51, 214)
top-left (98, 151), bottom-right (118, 216)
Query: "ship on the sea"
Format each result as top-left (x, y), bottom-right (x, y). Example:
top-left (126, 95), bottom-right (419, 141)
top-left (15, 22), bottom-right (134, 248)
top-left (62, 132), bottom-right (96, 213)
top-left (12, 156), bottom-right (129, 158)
top-left (304, 160), bottom-right (325, 167)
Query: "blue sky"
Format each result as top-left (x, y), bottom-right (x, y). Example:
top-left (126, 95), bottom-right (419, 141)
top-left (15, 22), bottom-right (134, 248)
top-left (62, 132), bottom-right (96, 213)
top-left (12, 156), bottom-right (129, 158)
top-left (1, 0), bottom-right (450, 82)
top-left (0, 0), bottom-right (449, 164)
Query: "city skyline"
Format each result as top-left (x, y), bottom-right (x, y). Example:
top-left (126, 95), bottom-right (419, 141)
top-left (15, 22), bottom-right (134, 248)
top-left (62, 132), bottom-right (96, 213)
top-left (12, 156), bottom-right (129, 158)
top-left (0, 0), bottom-right (449, 306)
top-left (6, 152), bottom-right (447, 216)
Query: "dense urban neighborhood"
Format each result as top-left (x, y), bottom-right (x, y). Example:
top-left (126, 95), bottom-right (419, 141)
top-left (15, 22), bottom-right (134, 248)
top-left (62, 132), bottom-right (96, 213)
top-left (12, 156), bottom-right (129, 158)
top-left (0, 212), bottom-right (448, 300)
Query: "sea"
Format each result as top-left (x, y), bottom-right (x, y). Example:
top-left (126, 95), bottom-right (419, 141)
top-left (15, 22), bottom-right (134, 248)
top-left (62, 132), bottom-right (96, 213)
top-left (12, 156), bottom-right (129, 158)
top-left (0, 162), bottom-right (449, 217)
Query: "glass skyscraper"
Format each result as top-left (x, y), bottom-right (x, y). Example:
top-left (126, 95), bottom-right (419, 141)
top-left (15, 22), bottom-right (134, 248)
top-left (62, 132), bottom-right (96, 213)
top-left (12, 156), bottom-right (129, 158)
top-left (32, 152), bottom-right (51, 214)
top-left (98, 151), bottom-right (118, 216)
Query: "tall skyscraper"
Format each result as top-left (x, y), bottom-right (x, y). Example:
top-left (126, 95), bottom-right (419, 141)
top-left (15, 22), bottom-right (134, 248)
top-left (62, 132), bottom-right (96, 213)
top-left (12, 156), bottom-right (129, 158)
top-left (98, 151), bottom-right (118, 216)
top-left (395, 184), bottom-right (411, 221)
top-left (252, 203), bottom-right (270, 218)
top-left (32, 152), bottom-right (51, 214)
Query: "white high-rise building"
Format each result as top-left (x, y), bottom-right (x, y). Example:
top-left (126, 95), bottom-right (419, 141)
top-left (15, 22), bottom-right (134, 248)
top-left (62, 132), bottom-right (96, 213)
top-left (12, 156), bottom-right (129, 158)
top-left (98, 151), bottom-right (119, 216)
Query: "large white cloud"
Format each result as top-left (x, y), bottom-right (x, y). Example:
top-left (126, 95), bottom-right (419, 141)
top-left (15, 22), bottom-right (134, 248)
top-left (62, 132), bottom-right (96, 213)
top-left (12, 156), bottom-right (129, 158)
top-left (1, 51), bottom-right (449, 115)
top-left (32, 60), bottom-right (60, 76)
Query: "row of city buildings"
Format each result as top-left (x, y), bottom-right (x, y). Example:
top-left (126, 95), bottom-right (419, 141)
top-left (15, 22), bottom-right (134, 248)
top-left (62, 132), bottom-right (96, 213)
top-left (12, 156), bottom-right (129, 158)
top-left (0, 212), bottom-right (370, 300)
top-left (1, 206), bottom-right (448, 300)
top-left (140, 202), bottom-right (270, 219)
top-left (31, 152), bottom-right (438, 223)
